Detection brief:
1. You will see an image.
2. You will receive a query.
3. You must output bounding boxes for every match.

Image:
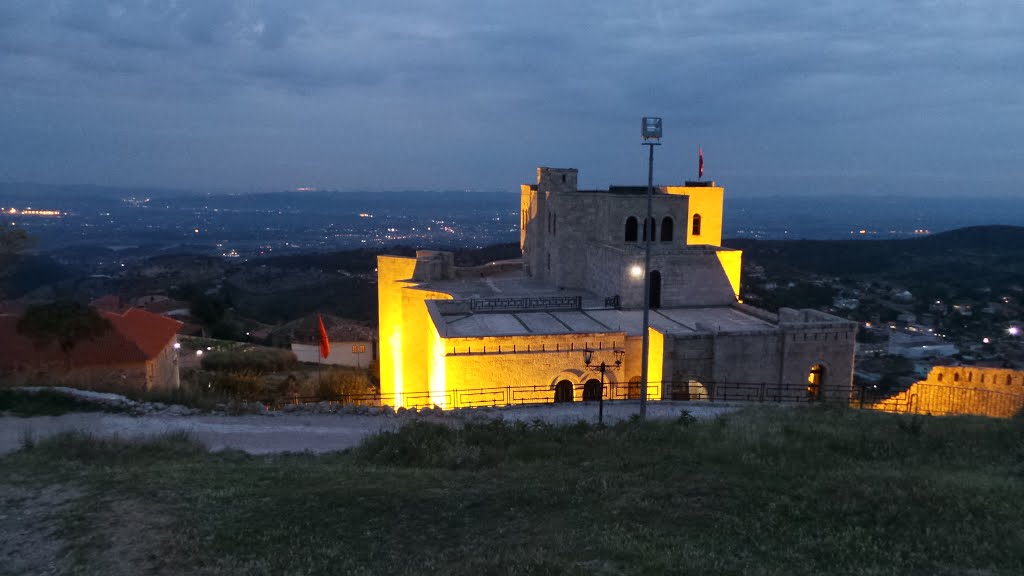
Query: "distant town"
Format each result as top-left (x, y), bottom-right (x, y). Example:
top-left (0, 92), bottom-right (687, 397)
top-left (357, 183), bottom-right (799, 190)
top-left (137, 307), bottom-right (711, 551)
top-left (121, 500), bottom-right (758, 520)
top-left (3, 185), bottom-right (1024, 391)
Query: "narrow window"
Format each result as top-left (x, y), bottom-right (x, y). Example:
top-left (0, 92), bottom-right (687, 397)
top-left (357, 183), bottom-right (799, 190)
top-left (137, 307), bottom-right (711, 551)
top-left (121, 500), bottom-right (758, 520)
top-left (561, 174), bottom-right (566, 183)
top-left (553, 213), bottom-right (557, 236)
top-left (625, 216), bottom-right (638, 242)
top-left (692, 214), bottom-right (702, 236)
top-left (660, 217), bottom-right (674, 242)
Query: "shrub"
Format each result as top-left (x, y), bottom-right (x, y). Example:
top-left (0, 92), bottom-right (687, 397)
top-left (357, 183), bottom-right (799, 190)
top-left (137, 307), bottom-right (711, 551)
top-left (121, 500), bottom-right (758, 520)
top-left (317, 370), bottom-right (375, 400)
top-left (200, 349), bottom-right (298, 373)
top-left (213, 371), bottom-right (264, 399)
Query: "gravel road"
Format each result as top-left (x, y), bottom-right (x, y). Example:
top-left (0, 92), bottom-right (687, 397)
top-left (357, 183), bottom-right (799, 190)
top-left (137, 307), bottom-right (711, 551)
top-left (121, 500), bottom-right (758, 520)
top-left (0, 401), bottom-right (741, 456)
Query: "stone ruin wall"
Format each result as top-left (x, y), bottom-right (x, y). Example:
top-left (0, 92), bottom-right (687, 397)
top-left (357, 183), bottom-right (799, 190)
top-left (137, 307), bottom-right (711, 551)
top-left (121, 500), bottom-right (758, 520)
top-left (867, 366), bottom-right (1024, 418)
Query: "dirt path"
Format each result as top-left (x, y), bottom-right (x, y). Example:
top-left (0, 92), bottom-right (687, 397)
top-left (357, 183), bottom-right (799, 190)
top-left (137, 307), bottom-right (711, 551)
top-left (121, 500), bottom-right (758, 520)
top-left (0, 401), bottom-right (740, 456)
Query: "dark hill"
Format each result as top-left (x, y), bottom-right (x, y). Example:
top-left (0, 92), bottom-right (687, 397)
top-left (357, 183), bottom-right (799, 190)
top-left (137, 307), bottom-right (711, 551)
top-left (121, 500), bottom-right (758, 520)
top-left (724, 225), bottom-right (1024, 278)
top-left (0, 255), bottom-right (71, 298)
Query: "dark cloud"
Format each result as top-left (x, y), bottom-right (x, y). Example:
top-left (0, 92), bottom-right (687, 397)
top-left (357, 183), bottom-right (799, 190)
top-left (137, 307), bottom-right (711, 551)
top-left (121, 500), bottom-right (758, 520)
top-left (0, 0), bottom-right (1022, 194)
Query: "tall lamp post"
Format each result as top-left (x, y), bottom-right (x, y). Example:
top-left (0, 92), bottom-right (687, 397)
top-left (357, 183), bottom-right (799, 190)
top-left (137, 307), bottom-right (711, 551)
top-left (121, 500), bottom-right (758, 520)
top-left (583, 348), bottom-right (625, 424)
top-left (639, 116), bottom-right (662, 420)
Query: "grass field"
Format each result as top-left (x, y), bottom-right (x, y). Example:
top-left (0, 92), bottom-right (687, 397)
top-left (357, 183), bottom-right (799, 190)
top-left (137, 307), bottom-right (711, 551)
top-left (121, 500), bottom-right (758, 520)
top-left (2, 405), bottom-right (1023, 575)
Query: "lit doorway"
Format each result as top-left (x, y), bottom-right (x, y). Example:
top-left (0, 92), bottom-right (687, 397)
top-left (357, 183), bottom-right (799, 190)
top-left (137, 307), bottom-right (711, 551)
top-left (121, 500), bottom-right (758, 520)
top-left (807, 364), bottom-right (825, 400)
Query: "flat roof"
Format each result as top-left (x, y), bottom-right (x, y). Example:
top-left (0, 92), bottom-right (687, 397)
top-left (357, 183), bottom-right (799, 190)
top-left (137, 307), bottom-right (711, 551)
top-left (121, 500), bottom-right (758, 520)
top-left (436, 305), bottom-right (778, 339)
top-left (414, 269), bottom-right (609, 307)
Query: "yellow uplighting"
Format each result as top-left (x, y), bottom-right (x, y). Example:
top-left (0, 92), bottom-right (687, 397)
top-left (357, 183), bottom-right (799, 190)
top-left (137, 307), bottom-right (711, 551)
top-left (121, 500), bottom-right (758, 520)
top-left (715, 250), bottom-right (743, 300)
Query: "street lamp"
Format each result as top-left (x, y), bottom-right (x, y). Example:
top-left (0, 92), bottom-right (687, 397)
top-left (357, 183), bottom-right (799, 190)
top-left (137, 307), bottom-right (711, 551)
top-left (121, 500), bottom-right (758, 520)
top-left (583, 348), bottom-right (625, 424)
top-left (639, 116), bottom-right (662, 420)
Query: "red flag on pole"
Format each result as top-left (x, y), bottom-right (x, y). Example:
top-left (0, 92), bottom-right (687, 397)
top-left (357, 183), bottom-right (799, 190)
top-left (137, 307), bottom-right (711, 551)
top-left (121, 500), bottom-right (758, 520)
top-left (317, 314), bottom-right (330, 359)
top-left (699, 147), bottom-right (704, 179)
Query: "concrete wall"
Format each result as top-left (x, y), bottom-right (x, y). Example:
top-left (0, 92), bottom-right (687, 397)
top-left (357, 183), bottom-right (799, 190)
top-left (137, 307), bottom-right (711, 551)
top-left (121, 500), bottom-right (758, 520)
top-left (292, 341), bottom-right (376, 368)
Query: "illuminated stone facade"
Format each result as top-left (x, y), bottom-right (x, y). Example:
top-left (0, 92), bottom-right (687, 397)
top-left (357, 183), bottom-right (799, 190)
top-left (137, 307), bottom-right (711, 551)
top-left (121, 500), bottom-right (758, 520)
top-left (868, 366), bottom-right (1024, 418)
top-left (378, 167), bottom-right (857, 408)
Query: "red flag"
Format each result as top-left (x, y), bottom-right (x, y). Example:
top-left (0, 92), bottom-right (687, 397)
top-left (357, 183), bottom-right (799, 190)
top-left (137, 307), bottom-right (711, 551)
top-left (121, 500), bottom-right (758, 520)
top-left (317, 314), bottom-right (330, 359)
top-left (699, 147), bottom-right (704, 179)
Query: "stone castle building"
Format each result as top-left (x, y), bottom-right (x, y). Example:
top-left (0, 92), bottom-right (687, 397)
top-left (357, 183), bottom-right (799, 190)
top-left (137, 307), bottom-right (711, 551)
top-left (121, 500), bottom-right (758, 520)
top-left (377, 167), bottom-right (857, 408)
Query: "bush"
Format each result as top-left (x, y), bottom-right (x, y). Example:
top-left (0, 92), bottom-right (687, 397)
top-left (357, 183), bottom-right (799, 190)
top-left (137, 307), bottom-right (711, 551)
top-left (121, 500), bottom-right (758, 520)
top-left (212, 371), bottom-right (264, 399)
top-left (317, 370), bottom-right (374, 400)
top-left (200, 349), bottom-right (298, 373)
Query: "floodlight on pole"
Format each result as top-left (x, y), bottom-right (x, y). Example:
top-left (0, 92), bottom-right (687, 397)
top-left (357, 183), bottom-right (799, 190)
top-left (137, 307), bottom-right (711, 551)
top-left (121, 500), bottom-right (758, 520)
top-left (639, 116), bottom-right (661, 420)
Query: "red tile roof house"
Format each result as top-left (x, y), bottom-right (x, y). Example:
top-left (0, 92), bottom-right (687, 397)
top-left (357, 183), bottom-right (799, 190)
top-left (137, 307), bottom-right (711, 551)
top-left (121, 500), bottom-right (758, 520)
top-left (0, 308), bottom-right (183, 392)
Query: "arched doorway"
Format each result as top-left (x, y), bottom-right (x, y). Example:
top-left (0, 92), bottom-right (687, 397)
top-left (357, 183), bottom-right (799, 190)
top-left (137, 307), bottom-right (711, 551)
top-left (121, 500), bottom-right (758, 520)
top-left (650, 270), bottom-right (662, 309)
top-left (582, 379), bottom-right (602, 401)
top-left (626, 376), bottom-right (642, 400)
top-left (807, 364), bottom-right (825, 400)
top-left (554, 380), bottom-right (574, 403)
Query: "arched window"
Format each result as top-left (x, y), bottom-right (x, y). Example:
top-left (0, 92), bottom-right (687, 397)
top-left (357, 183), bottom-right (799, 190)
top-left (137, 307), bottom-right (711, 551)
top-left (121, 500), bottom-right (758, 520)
top-left (954, 372), bottom-right (960, 382)
top-left (692, 214), bottom-right (702, 236)
top-left (937, 373), bottom-right (944, 382)
top-left (625, 216), bottom-right (638, 242)
top-left (660, 217), bottom-right (674, 242)
top-left (643, 217), bottom-right (656, 242)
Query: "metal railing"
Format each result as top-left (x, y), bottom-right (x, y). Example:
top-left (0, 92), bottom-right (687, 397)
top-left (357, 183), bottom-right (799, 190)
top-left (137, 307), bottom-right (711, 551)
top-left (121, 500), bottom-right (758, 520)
top-left (468, 296), bottom-right (582, 313)
top-left (261, 380), bottom-right (1024, 419)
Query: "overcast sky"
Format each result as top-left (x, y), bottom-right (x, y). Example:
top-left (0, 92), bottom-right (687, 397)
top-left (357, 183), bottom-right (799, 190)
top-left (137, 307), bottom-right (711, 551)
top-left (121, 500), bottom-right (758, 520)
top-left (1, 1), bottom-right (1022, 196)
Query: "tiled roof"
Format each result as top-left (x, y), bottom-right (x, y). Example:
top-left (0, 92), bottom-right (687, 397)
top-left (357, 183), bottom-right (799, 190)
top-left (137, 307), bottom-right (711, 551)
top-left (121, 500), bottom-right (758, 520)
top-left (90, 294), bottom-right (126, 312)
top-left (0, 307), bottom-right (182, 369)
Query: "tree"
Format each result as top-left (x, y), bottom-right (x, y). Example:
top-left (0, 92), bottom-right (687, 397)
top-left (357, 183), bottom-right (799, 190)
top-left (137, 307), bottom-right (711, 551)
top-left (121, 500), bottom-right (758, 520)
top-left (17, 301), bottom-right (112, 369)
top-left (0, 228), bottom-right (32, 255)
top-left (0, 229), bottom-right (34, 291)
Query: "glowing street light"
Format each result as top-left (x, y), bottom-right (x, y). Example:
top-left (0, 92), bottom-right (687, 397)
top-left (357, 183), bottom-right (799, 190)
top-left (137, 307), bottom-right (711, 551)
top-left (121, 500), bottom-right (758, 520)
top-left (630, 264), bottom-right (643, 278)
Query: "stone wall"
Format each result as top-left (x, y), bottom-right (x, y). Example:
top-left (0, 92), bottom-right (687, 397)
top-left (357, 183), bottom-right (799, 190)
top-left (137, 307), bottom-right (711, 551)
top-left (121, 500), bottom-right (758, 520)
top-left (147, 341), bottom-right (180, 391)
top-left (664, 316), bottom-right (857, 402)
top-left (868, 366), bottom-right (1024, 418)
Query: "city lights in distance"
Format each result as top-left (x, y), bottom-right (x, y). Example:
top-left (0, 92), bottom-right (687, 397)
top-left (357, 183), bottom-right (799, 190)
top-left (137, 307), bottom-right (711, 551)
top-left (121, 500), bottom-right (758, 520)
top-left (4, 207), bottom-right (62, 216)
